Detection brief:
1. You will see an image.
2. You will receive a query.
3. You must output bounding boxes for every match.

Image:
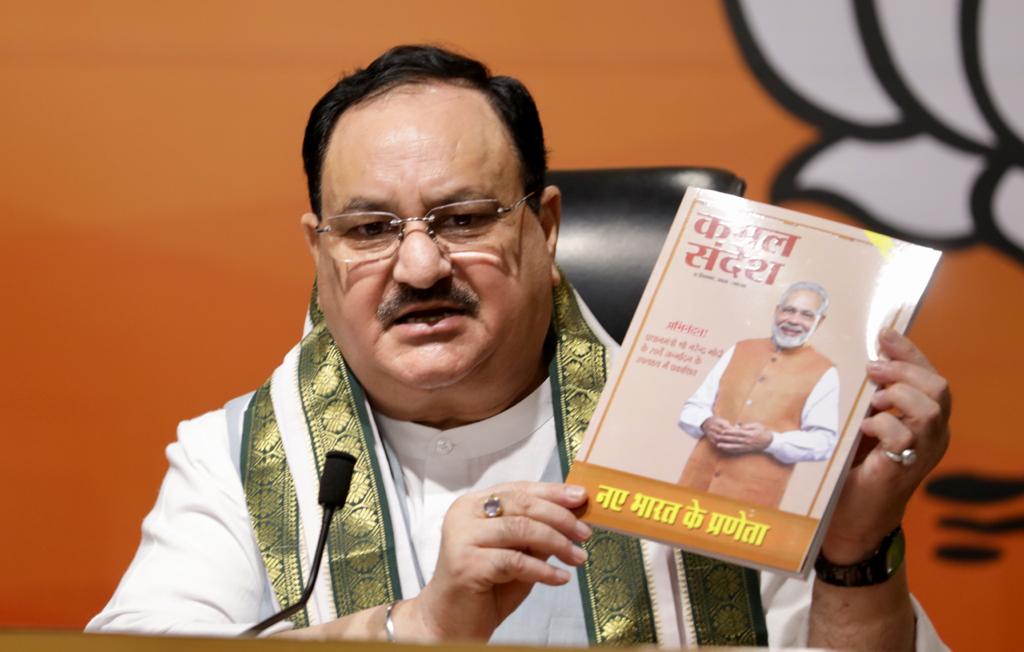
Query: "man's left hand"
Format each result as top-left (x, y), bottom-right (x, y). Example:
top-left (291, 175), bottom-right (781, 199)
top-left (713, 422), bottom-right (773, 454)
top-left (822, 328), bottom-right (951, 563)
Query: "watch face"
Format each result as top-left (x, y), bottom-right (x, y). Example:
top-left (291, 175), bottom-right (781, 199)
top-left (886, 529), bottom-right (906, 575)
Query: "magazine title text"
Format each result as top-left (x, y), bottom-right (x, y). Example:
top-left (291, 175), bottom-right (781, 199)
top-left (684, 211), bottom-right (800, 286)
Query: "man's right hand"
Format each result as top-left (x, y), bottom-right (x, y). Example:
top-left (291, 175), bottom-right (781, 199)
top-left (399, 481), bottom-right (592, 641)
top-left (280, 482), bottom-right (591, 643)
top-left (700, 416), bottom-right (734, 447)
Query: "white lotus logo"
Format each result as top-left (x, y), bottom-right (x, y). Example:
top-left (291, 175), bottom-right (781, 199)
top-left (726, 0), bottom-right (1023, 261)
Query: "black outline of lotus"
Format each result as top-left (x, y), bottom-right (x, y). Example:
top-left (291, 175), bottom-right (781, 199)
top-left (725, 0), bottom-right (1024, 564)
top-left (725, 0), bottom-right (1024, 263)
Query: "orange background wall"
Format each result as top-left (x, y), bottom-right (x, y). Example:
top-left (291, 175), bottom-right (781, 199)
top-left (1, 3), bottom-right (1021, 649)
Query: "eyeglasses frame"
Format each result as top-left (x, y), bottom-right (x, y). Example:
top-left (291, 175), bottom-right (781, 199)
top-left (314, 191), bottom-right (539, 248)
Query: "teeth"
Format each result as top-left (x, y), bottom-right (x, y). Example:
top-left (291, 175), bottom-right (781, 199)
top-left (402, 310), bottom-right (456, 325)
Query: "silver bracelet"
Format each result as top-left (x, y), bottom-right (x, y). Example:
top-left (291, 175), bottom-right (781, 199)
top-left (384, 600), bottom-right (398, 642)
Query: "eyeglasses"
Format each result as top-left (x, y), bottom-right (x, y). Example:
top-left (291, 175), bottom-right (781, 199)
top-left (316, 192), bottom-right (537, 265)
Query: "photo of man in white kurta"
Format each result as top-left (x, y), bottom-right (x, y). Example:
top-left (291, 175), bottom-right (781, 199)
top-left (678, 281), bottom-right (839, 509)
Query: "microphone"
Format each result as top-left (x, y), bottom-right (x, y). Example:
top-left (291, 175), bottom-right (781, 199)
top-left (244, 450), bottom-right (357, 636)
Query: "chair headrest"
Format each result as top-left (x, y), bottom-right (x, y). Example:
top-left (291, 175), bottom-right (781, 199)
top-left (551, 167), bottom-right (746, 342)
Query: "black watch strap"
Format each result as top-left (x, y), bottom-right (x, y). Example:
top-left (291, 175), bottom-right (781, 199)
top-left (814, 526), bottom-right (905, 587)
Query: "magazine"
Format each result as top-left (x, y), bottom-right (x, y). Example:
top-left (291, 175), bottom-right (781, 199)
top-left (566, 187), bottom-right (941, 576)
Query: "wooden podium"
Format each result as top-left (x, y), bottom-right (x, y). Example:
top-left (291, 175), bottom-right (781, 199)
top-left (1, 630), bottom-right (761, 651)
top-left (5, 630), bottom-right (478, 651)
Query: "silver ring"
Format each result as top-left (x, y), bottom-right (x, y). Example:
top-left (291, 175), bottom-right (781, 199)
top-left (884, 448), bottom-right (917, 466)
top-left (483, 494), bottom-right (503, 518)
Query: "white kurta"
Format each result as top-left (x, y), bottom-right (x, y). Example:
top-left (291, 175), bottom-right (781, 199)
top-left (86, 382), bottom-right (946, 649)
top-left (375, 385), bottom-right (557, 585)
top-left (87, 297), bottom-right (947, 648)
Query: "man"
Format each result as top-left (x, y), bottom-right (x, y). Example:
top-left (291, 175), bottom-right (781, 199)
top-left (88, 46), bottom-right (950, 649)
top-left (678, 282), bottom-right (838, 508)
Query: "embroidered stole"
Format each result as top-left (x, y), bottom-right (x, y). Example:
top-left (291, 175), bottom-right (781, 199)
top-left (240, 279), bottom-right (766, 645)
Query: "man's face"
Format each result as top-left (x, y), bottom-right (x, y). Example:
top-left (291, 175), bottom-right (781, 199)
top-left (301, 83), bottom-right (560, 427)
top-left (772, 289), bottom-right (823, 349)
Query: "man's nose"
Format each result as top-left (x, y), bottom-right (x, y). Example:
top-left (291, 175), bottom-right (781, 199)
top-left (391, 224), bottom-right (452, 289)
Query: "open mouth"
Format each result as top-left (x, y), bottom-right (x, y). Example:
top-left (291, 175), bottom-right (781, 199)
top-left (377, 281), bottom-right (480, 329)
top-left (392, 306), bottom-right (466, 326)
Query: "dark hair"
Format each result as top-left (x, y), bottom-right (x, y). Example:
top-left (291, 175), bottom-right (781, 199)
top-left (301, 44), bottom-right (547, 216)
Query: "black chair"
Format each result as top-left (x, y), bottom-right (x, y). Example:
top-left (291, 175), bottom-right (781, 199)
top-left (551, 167), bottom-right (746, 342)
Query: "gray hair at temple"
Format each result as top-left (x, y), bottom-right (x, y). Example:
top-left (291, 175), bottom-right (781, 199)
top-left (779, 281), bottom-right (830, 317)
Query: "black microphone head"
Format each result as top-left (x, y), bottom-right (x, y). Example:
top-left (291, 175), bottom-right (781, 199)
top-left (319, 451), bottom-right (357, 509)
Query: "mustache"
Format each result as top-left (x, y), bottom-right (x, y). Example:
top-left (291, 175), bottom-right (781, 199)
top-left (376, 280), bottom-right (480, 326)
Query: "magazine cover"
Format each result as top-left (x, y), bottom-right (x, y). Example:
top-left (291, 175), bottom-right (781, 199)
top-left (567, 187), bottom-right (941, 576)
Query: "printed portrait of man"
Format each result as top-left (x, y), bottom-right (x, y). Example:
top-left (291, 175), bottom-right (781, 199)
top-left (677, 281), bottom-right (839, 509)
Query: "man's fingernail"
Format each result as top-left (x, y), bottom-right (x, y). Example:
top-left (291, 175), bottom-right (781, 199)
top-left (555, 569), bottom-right (571, 583)
top-left (566, 485), bottom-right (586, 500)
top-left (867, 361), bottom-right (884, 373)
top-left (881, 328), bottom-right (900, 343)
top-left (572, 545), bottom-right (589, 563)
top-left (575, 520), bottom-right (593, 540)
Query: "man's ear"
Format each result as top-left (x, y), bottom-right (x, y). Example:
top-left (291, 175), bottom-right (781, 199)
top-left (300, 212), bottom-right (321, 260)
top-left (538, 185), bottom-right (562, 286)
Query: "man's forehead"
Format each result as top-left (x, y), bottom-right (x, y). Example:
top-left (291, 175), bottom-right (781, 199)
top-left (319, 82), bottom-right (520, 210)
top-left (783, 290), bottom-right (822, 307)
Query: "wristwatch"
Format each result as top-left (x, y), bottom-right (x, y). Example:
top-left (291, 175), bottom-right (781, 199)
top-left (814, 526), bottom-right (905, 587)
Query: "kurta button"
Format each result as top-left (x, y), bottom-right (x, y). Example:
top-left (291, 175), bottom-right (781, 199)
top-left (434, 438), bottom-right (454, 455)
top-left (745, 399), bottom-right (753, 405)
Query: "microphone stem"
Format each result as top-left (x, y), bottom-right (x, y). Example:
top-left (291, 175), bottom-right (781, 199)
top-left (244, 505), bottom-right (336, 636)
